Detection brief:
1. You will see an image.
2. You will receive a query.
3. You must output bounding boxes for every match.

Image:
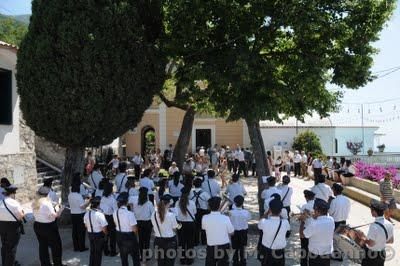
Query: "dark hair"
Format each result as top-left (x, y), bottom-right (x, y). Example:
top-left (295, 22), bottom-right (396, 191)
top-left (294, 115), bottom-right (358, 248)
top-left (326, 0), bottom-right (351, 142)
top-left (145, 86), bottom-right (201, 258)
top-left (98, 178), bottom-right (108, 190)
top-left (371, 207), bottom-right (384, 217)
top-left (317, 174), bottom-right (326, 184)
top-left (158, 179), bottom-right (167, 198)
top-left (179, 190), bottom-right (190, 215)
top-left (138, 188), bottom-right (148, 206)
top-left (72, 172), bottom-right (81, 184)
top-left (267, 177), bottom-right (276, 187)
top-left (93, 163), bottom-right (100, 170)
top-left (90, 198), bottom-right (101, 209)
top-left (345, 160), bottom-right (352, 167)
top-left (315, 207), bottom-right (328, 215)
top-left (118, 162), bottom-right (127, 173)
top-left (0, 178), bottom-right (11, 188)
top-left (118, 198), bottom-right (128, 208)
top-left (142, 169), bottom-right (152, 178)
top-left (208, 197), bottom-right (221, 211)
top-left (267, 151), bottom-right (271, 156)
top-left (157, 198), bottom-right (169, 223)
top-left (125, 179), bottom-right (135, 189)
top-left (340, 157), bottom-right (346, 165)
top-left (103, 182), bottom-right (113, 197)
top-left (71, 182), bottom-right (81, 193)
top-left (207, 170), bottom-right (215, 178)
top-left (193, 178), bottom-right (202, 188)
top-left (173, 171), bottom-right (180, 186)
top-left (271, 193), bottom-right (281, 201)
top-left (43, 178), bottom-right (53, 188)
top-left (231, 174), bottom-right (239, 183)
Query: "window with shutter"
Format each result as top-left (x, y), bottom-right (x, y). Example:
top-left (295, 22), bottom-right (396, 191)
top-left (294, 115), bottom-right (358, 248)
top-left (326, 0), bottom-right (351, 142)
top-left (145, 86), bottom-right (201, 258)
top-left (0, 68), bottom-right (13, 125)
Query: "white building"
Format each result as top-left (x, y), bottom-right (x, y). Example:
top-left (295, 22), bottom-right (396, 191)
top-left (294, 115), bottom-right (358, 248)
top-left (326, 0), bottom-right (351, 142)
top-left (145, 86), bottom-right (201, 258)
top-left (260, 116), bottom-right (380, 156)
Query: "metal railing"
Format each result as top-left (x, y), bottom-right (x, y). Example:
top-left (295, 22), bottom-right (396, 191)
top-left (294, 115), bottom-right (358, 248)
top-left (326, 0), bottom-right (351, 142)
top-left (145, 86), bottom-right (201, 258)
top-left (349, 153), bottom-right (400, 168)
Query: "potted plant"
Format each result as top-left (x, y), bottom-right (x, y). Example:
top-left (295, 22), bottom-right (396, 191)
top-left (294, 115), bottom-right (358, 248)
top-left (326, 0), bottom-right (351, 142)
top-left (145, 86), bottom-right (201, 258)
top-left (367, 148), bottom-right (373, 156)
top-left (377, 144), bottom-right (385, 153)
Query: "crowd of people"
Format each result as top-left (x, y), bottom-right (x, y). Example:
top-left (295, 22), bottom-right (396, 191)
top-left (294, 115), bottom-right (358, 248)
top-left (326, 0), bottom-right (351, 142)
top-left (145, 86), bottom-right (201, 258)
top-left (0, 144), bottom-right (397, 266)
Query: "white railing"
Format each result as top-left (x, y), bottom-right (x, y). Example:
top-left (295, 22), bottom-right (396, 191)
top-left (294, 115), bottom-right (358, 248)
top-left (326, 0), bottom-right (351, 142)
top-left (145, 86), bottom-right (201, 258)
top-left (349, 153), bottom-right (400, 168)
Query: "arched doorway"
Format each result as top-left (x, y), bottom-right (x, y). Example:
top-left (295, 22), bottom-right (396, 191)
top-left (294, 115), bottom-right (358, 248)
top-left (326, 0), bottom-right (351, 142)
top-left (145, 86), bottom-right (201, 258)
top-left (141, 126), bottom-right (156, 157)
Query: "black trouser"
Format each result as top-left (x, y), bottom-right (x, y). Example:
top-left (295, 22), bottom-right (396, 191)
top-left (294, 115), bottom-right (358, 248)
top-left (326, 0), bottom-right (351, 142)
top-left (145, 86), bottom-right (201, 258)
top-left (309, 253), bottom-right (330, 266)
top-left (154, 236), bottom-right (177, 266)
top-left (234, 159), bottom-right (239, 173)
top-left (104, 215), bottom-right (117, 255)
top-left (178, 221), bottom-right (196, 265)
top-left (88, 232), bottom-right (105, 266)
top-left (313, 168), bottom-right (322, 181)
top-left (238, 161), bottom-right (248, 177)
top-left (194, 209), bottom-right (209, 245)
top-left (251, 163), bottom-right (256, 176)
top-left (206, 243), bottom-right (230, 266)
top-left (71, 213), bottom-right (86, 251)
top-left (232, 229), bottom-right (248, 265)
top-left (257, 230), bottom-right (263, 261)
top-left (294, 163), bottom-right (301, 176)
top-left (137, 220), bottom-right (152, 261)
top-left (116, 232), bottom-right (140, 266)
top-left (362, 248), bottom-right (386, 266)
top-left (33, 221), bottom-right (63, 266)
top-left (260, 246), bottom-right (285, 266)
top-left (300, 238), bottom-right (309, 266)
top-left (228, 160), bottom-right (234, 172)
top-left (134, 164), bottom-right (141, 179)
top-left (0, 221), bottom-right (21, 266)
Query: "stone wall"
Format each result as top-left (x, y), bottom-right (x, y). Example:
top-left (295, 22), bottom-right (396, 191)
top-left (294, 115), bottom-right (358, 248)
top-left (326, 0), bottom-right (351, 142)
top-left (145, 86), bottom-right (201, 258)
top-left (35, 136), bottom-right (65, 168)
top-left (0, 119), bottom-right (37, 203)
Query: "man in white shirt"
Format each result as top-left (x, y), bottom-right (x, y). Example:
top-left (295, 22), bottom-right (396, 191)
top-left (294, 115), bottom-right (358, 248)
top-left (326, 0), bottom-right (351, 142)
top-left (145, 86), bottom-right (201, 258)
top-left (261, 176), bottom-right (281, 214)
top-left (301, 151), bottom-right (308, 178)
top-left (293, 151), bottom-right (302, 177)
top-left (191, 177), bottom-right (211, 245)
top-left (89, 164), bottom-right (104, 191)
top-left (258, 198), bottom-right (291, 265)
top-left (299, 190), bottom-right (316, 266)
top-left (201, 170), bottom-right (221, 198)
top-left (303, 199), bottom-right (335, 266)
top-left (356, 199), bottom-right (394, 266)
top-left (279, 175), bottom-right (293, 216)
top-left (226, 174), bottom-right (246, 203)
top-left (131, 152), bottom-right (143, 179)
top-left (139, 169), bottom-right (155, 203)
top-left (312, 157), bottom-right (323, 183)
top-left (202, 197), bottom-right (234, 265)
top-left (0, 185), bottom-right (25, 266)
top-left (311, 175), bottom-right (333, 203)
top-left (237, 148), bottom-right (248, 177)
top-left (115, 162), bottom-right (128, 194)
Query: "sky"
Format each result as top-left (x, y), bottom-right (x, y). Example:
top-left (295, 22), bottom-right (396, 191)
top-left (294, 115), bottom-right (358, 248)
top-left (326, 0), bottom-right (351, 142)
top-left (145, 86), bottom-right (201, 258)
top-left (1, 0), bottom-right (400, 151)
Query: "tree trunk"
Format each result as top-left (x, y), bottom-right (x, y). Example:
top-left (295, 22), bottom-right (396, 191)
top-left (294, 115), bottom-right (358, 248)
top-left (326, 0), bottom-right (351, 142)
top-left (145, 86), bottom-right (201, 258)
top-left (59, 146), bottom-right (85, 225)
top-left (245, 118), bottom-right (270, 216)
top-left (172, 107), bottom-right (196, 171)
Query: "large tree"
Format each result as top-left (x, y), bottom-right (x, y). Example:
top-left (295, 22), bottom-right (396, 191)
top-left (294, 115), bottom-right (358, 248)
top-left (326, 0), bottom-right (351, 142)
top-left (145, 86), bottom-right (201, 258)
top-left (164, 0), bottom-right (395, 211)
top-left (17, 0), bottom-right (165, 205)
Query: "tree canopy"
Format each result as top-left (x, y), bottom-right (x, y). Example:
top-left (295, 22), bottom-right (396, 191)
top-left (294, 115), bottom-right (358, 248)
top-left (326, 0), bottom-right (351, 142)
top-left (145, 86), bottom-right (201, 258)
top-left (292, 130), bottom-right (323, 155)
top-left (0, 14), bottom-right (27, 46)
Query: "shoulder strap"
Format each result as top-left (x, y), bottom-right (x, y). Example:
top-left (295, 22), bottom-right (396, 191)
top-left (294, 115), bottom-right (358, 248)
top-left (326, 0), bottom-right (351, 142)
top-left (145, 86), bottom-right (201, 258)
top-left (90, 173), bottom-right (97, 189)
top-left (281, 187), bottom-right (290, 203)
top-left (374, 222), bottom-right (389, 240)
top-left (192, 191), bottom-right (203, 209)
top-left (185, 206), bottom-right (195, 221)
top-left (118, 174), bottom-right (127, 193)
top-left (2, 200), bottom-right (19, 222)
top-left (154, 212), bottom-right (162, 237)
top-left (207, 180), bottom-right (213, 197)
top-left (270, 219), bottom-right (282, 249)
top-left (89, 210), bottom-right (94, 233)
top-left (116, 208), bottom-right (122, 231)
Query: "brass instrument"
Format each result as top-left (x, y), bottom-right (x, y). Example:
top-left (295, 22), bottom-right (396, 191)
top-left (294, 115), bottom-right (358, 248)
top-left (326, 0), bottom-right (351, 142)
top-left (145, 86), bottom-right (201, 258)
top-left (219, 194), bottom-right (233, 215)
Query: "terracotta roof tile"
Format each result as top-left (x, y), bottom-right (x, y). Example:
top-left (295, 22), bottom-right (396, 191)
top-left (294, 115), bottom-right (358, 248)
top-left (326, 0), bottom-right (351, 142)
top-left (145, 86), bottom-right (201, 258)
top-left (0, 41), bottom-right (18, 52)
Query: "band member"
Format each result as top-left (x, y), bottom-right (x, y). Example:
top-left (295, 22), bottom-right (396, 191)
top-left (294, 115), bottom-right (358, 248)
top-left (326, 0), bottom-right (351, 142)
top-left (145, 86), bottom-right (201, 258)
top-left (68, 181), bottom-right (90, 252)
top-left (126, 176), bottom-right (139, 198)
top-left (100, 183), bottom-right (118, 256)
top-left (230, 195), bottom-right (251, 266)
top-left (311, 175), bottom-right (333, 202)
top-left (130, 187), bottom-right (154, 263)
top-left (329, 183), bottom-right (351, 229)
top-left (151, 194), bottom-right (179, 266)
top-left (0, 178), bottom-right (12, 201)
top-left (202, 197), bottom-right (234, 266)
top-left (299, 190), bottom-right (316, 266)
top-left (226, 174), bottom-right (247, 205)
top-left (201, 170), bottom-right (221, 198)
top-left (279, 175), bottom-right (293, 217)
top-left (42, 176), bottom-right (59, 205)
top-left (139, 169), bottom-right (155, 204)
top-left (261, 176), bottom-right (281, 214)
top-left (115, 162), bottom-right (128, 194)
top-left (0, 185), bottom-right (24, 266)
top-left (108, 154), bottom-right (120, 176)
top-left (114, 192), bottom-right (140, 266)
top-left (258, 198), bottom-right (291, 266)
top-left (168, 171), bottom-right (184, 205)
top-left (303, 198), bottom-right (334, 266)
top-left (176, 187), bottom-right (197, 265)
top-left (89, 164), bottom-right (104, 191)
top-left (131, 152), bottom-right (143, 179)
top-left (191, 177), bottom-right (211, 245)
top-left (84, 196), bottom-right (108, 266)
top-left (32, 186), bottom-right (65, 266)
top-left (356, 199), bottom-right (394, 266)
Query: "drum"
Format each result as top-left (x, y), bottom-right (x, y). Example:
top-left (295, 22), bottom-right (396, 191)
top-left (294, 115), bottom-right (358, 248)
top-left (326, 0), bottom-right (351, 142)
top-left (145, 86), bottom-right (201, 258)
top-left (334, 225), bottom-right (365, 264)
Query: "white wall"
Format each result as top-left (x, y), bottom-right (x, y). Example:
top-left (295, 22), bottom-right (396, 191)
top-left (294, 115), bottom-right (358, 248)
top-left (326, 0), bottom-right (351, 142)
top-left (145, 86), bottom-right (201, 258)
top-left (0, 48), bottom-right (20, 155)
top-left (334, 127), bottom-right (377, 155)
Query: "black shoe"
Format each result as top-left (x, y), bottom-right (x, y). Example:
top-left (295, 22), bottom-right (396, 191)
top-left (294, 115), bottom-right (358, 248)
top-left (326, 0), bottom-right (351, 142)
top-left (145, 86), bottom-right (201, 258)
top-left (79, 248), bottom-right (89, 252)
top-left (110, 252), bottom-right (119, 257)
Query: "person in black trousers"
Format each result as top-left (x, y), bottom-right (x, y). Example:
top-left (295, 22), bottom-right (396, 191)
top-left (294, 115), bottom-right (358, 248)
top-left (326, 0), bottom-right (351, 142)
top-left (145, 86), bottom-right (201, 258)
top-left (0, 185), bottom-right (25, 266)
top-left (100, 183), bottom-right (118, 257)
top-left (84, 196), bottom-right (108, 266)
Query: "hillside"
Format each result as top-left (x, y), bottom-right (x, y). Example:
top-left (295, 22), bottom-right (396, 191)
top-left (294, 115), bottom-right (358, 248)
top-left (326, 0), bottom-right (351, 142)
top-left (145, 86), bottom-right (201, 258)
top-left (0, 13), bottom-right (28, 46)
top-left (12, 14), bottom-right (30, 25)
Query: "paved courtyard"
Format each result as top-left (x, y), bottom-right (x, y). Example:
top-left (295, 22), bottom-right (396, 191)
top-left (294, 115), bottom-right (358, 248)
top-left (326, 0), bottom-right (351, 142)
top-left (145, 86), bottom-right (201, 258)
top-left (17, 177), bottom-right (399, 266)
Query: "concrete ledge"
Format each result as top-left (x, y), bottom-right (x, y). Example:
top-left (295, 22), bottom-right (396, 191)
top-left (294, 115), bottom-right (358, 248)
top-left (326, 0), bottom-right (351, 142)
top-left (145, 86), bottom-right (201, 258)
top-left (349, 177), bottom-right (400, 203)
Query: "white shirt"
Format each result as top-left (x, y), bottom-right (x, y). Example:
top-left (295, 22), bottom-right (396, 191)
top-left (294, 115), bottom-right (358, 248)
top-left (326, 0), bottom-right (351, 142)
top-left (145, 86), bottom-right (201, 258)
top-left (190, 189), bottom-right (211, 210)
top-left (229, 208), bottom-right (251, 231)
top-left (168, 166), bottom-right (179, 175)
top-left (0, 188), bottom-right (4, 201)
top-left (100, 195), bottom-right (118, 216)
top-left (237, 151), bottom-right (245, 161)
top-left (202, 211), bottom-right (234, 246)
top-left (258, 217), bottom-right (290, 250)
top-left (84, 209), bottom-right (108, 233)
top-left (226, 182), bottom-right (246, 202)
top-left (132, 155), bottom-right (143, 166)
top-left (110, 158), bottom-right (119, 168)
top-left (0, 197), bottom-right (23, 222)
top-left (201, 178), bottom-right (221, 198)
top-left (261, 186), bottom-right (281, 200)
top-left (130, 197), bottom-right (154, 221)
top-left (300, 200), bottom-right (315, 227)
top-left (33, 199), bottom-right (57, 223)
top-left (303, 215), bottom-right (335, 255)
top-left (139, 177), bottom-right (155, 195)
top-left (89, 170), bottom-right (103, 189)
top-left (293, 154), bottom-right (302, 163)
top-left (68, 192), bottom-right (86, 214)
top-left (328, 194), bottom-right (351, 222)
top-left (95, 189), bottom-right (104, 198)
top-left (115, 173), bottom-right (128, 193)
top-left (311, 183), bottom-right (333, 202)
top-left (278, 185), bottom-right (293, 208)
top-left (175, 200), bottom-right (197, 222)
top-left (48, 189), bottom-right (59, 205)
top-left (128, 187), bottom-right (139, 197)
top-left (168, 181), bottom-right (184, 198)
top-left (113, 206), bottom-right (137, 232)
top-left (366, 217), bottom-right (394, 251)
top-left (151, 211), bottom-right (178, 238)
top-left (302, 154), bottom-right (308, 163)
top-left (312, 159), bottom-right (323, 169)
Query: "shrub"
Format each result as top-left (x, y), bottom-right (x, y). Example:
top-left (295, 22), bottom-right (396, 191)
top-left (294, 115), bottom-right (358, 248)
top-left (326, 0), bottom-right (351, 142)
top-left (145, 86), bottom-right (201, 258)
top-left (292, 130), bottom-right (323, 155)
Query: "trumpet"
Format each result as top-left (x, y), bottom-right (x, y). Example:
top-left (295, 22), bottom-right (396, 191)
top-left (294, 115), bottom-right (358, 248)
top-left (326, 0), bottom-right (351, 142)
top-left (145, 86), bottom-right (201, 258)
top-left (291, 209), bottom-right (314, 221)
top-left (219, 194), bottom-right (233, 214)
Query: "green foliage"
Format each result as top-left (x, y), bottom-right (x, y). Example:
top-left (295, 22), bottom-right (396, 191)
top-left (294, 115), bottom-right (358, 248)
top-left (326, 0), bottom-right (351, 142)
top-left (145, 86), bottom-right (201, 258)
top-left (163, 0), bottom-right (396, 123)
top-left (292, 131), bottom-right (323, 155)
top-left (0, 14), bottom-right (27, 46)
top-left (17, 0), bottom-right (166, 148)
